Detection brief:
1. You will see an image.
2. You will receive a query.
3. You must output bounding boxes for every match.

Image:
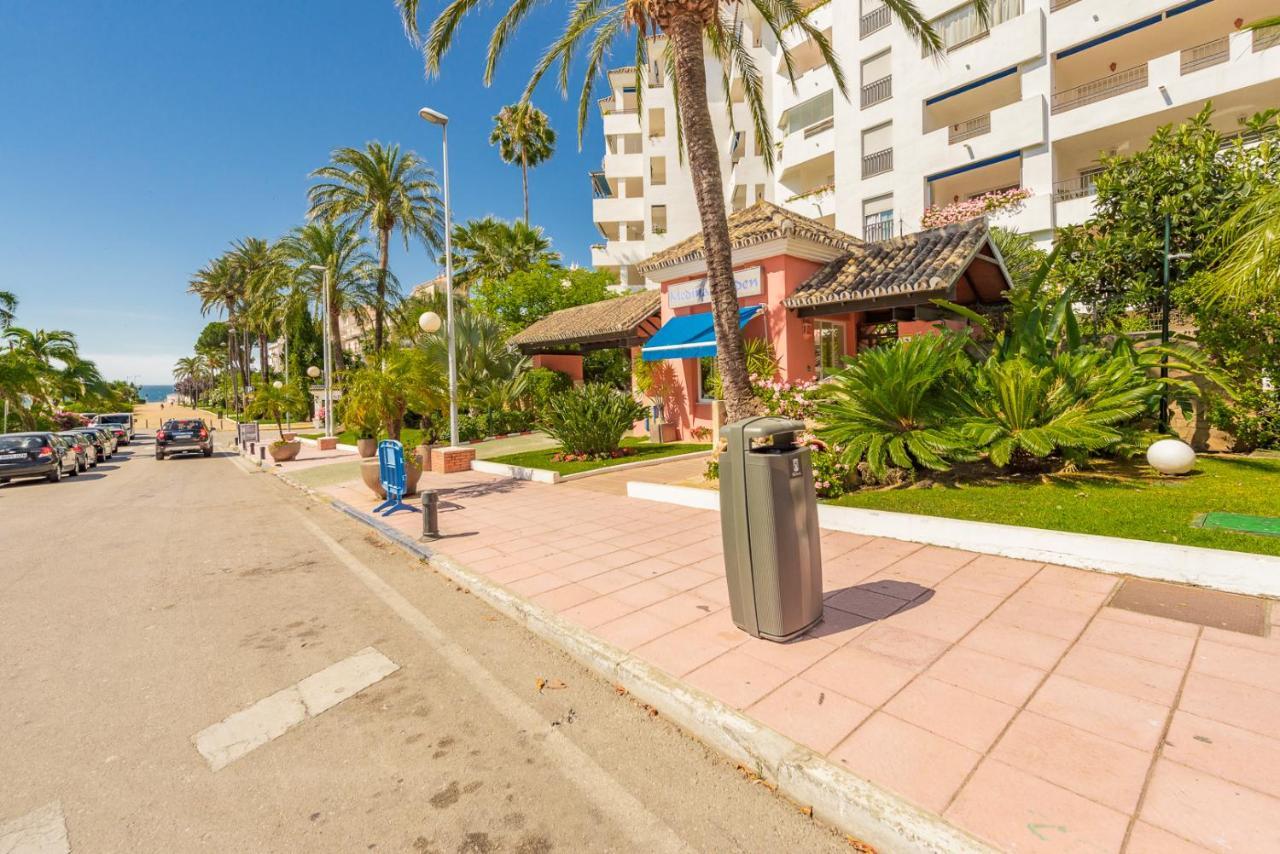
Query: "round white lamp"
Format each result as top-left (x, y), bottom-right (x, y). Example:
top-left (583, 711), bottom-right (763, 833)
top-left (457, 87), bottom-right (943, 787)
top-left (1147, 438), bottom-right (1196, 475)
top-left (418, 311), bottom-right (442, 334)
top-left (272, 380), bottom-right (283, 389)
top-left (307, 365), bottom-right (320, 379)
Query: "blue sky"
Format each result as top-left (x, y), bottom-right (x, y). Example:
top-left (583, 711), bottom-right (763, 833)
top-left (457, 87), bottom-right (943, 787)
top-left (0, 2), bottom-right (609, 383)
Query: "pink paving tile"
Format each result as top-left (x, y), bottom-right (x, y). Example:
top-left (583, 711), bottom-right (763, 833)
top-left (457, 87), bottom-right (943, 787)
top-left (946, 759), bottom-right (1130, 854)
top-left (736, 634), bottom-right (837, 673)
top-left (964, 553), bottom-right (1046, 578)
top-left (625, 556), bottom-right (683, 580)
top-left (1177, 671), bottom-right (1280, 739)
top-left (1140, 759), bottom-right (1280, 852)
top-left (821, 558), bottom-right (879, 591)
top-left (639, 591), bottom-right (719, 629)
top-left (1200, 625), bottom-right (1280, 654)
top-left (854, 575), bottom-right (939, 602)
top-left (558, 596), bottom-right (636, 629)
top-left (863, 561), bottom-right (957, 589)
top-left (939, 566), bottom-right (1029, 598)
top-left (803, 606), bottom-right (875, 646)
top-left (1093, 605), bottom-right (1199, 638)
top-left (505, 572), bottom-right (567, 597)
top-left (650, 568), bottom-right (716, 594)
top-left (1031, 564), bottom-right (1119, 594)
top-left (881, 601), bottom-right (986, 644)
top-left (565, 539), bottom-right (618, 560)
top-left (1010, 578), bottom-right (1111, 615)
top-left (747, 677), bottom-right (873, 754)
top-left (987, 597), bottom-right (1094, 641)
top-left (825, 586), bottom-right (908, 620)
top-left (578, 568), bottom-right (644, 596)
top-left (850, 624), bottom-right (949, 670)
top-left (629, 538), bottom-right (681, 558)
top-left (901, 544), bottom-right (980, 571)
top-left (990, 711), bottom-right (1152, 812)
top-left (1027, 674), bottom-right (1168, 752)
top-left (612, 578), bottom-right (678, 610)
top-left (555, 558), bottom-right (614, 583)
top-left (1076, 617), bottom-right (1197, 669)
top-left (690, 579), bottom-right (731, 608)
top-left (530, 583), bottom-right (599, 613)
top-left (1125, 822), bottom-right (1208, 854)
top-left (819, 532), bottom-right (874, 561)
top-left (833, 545), bottom-right (922, 576)
top-left (801, 644), bottom-right (919, 708)
top-left (633, 622), bottom-right (739, 678)
top-left (927, 646), bottom-right (1047, 707)
top-left (924, 584), bottom-right (1007, 617)
top-left (1191, 639), bottom-right (1280, 692)
top-left (1163, 711), bottom-right (1280, 798)
top-left (1055, 644), bottom-right (1185, 706)
top-left (684, 647), bottom-right (794, 709)
top-left (958, 621), bottom-right (1073, 670)
top-left (594, 610), bottom-right (679, 651)
top-left (828, 712), bottom-right (980, 813)
top-left (884, 677), bottom-right (1018, 753)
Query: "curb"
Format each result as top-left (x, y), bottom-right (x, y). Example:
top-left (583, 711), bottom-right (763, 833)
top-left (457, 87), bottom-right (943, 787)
top-left (264, 467), bottom-right (992, 852)
top-left (473, 449), bottom-right (712, 485)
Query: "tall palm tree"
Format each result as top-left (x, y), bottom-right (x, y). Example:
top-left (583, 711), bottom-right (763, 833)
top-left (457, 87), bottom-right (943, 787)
top-left (0, 289), bottom-right (16, 329)
top-left (307, 142), bottom-right (444, 354)
top-left (189, 254), bottom-right (245, 412)
top-left (280, 220), bottom-right (380, 373)
top-left (6, 327), bottom-right (77, 366)
top-left (490, 103), bottom-right (557, 224)
top-left (396, 0), bottom-right (950, 421)
top-left (450, 216), bottom-right (559, 297)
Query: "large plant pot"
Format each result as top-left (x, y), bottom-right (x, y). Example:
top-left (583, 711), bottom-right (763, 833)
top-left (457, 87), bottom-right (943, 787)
top-left (416, 443), bottom-right (436, 472)
top-left (356, 437), bottom-right (378, 458)
top-left (359, 458), bottom-right (424, 499)
top-left (281, 432), bottom-right (297, 442)
top-left (269, 441), bottom-right (301, 462)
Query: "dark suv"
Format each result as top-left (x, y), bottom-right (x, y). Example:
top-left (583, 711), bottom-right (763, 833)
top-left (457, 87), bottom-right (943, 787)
top-left (156, 419), bottom-right (214, 460)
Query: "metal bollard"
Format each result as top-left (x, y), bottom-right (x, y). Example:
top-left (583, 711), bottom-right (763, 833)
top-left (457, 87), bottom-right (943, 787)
top-left (421, 490), bottom-right (440, 539)
top-left (259, 446), bottom-right (266, 464)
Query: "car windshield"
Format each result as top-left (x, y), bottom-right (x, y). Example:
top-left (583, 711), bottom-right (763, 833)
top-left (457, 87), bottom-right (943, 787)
top-left (0, 436), bottom-right (44, 451)
top-left (164, 420), bottom-right (203, 431)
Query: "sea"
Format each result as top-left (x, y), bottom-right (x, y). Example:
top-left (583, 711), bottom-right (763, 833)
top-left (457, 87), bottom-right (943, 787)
top-left (138, 384), bottom-right (176, 403)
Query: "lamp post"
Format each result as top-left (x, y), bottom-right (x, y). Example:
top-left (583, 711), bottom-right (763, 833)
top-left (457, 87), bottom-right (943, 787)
top-left (1159, 213), bottom-right (1193, 432)
top-left (419, 106), bottom-right (459, 448)
top-left (308, 264), bottom-right (334, 438)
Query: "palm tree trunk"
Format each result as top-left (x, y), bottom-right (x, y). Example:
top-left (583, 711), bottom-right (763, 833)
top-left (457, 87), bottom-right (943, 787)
top-left (376, 228), bottom-right (390, 354)
top-left (521, 151), bottom-right (530, 225)
top-left (226, 320), bottom-right (239, 412)
top-left (328, 297), bottom-right (345, 373)
top-left (667, 15), bottom-right (758, 423)
top-left (259, 333), bottom-right (269, 383)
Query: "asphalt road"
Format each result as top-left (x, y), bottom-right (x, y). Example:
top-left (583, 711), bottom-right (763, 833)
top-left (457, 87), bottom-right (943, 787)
top-left (0, 435), bottom-right (851, 853)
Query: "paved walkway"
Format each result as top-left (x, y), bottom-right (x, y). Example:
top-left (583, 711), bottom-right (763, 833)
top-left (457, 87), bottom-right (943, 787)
top-left (280, 460), bottom-right (1280, 853)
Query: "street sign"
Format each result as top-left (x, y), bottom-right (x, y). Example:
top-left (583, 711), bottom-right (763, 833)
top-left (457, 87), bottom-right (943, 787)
top-left (238, 422), bottom-right (260, 444)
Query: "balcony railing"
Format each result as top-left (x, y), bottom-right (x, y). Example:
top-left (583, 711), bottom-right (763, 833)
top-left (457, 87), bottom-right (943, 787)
top-left (804, 116), bottom-right (835, 138)
top-left (1255, 24), bottom-right (1280, 52)
top-left (863, 218), bottom-right (895, 242)
top-left (1051, 63), bottom-right (1148, 114)
top-left (862, 147), bottom-right (893, 178)
top-left (949, 113), bottom-right (992, 144)
top-left (860, 75), bottom-right (892, 108)
top-left (1181, 35), bottom-right (1229, 74)
top-left (1049, 0), bottom-right (1082, 10)
top-left (1053, 173), bottom-right (1099, 202)
top-left (860, 5), bottom-right (891, 38)
top-left (598, 96), bottom-right (639, 116)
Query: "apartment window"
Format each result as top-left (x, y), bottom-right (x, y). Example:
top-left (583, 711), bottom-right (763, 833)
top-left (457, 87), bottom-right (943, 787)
top-left (731, 185), bottom-right (748, 212)
top-left (860, 0), bottom-right (890, 38)
top-left (863, 194), bottom-right (895, 241)
top-left (926, 0), bottom-right (1024, 54)
top-left (862, 122), bottom-right (893, 178)
top-left (648, 108), bottom-right (666, 137)
top-left (649, 59), bottom-right (664, 87)
top-left (782, 90), bottom-right (835, 135)
top-left (754, 183), bottom-right (766, 203)
top-left (651, 205), bottom-right (668, 235)
top-left (650, 156), bottom-right (667, 186)
top-left (731, 131), bottom-right (745, 162)
top-left (814, 321), bottom-right (846, 379)
top-left (860, 50), bottom-right (892, 108)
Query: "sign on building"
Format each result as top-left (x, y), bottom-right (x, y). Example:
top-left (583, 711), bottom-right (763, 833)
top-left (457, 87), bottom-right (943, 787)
top-left (238, 422), bottom-right (260, 444)
top-left (667, 266), bottom-right (763, 309)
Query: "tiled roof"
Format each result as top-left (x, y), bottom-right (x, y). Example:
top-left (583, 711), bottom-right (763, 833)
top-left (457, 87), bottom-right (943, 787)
top-left (507, 290), bottom-right (661, 352)
top-left (784, 218), bottom-right (1002, 312)
top-left (638, 200), bottom-right (861, 274)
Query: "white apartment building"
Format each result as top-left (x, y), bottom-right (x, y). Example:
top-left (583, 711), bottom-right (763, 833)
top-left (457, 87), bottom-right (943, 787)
top-left (590, 0), bottom-right (1280, 287)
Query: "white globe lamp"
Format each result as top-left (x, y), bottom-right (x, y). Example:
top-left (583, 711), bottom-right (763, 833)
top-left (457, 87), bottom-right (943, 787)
top-left (418, 311), bottom-right (442, 334)
top-left (307, 365), bottom-right (320, 379)
top-left (1147, 438), bottom-right (1196, 476)
top-left (272, 380), bottom-right (283, 389)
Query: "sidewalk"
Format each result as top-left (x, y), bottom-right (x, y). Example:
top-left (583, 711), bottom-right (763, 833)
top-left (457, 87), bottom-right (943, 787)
top-left (278, 459), bottom-right (1280, 853)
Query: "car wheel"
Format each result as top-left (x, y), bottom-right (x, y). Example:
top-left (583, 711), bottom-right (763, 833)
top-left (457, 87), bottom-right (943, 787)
top-left (47, 466), bottom-right (61, 483)
top-left (0, 477), bottom-right (9, 484)
top-left (203, 447), bottom-right (213, 457)
top-left (69, 462), bottom-right (80, 476)
top-left (78, 459), bottom-right (87, 473)
top-left (155, 452), bottom-right (164, 461)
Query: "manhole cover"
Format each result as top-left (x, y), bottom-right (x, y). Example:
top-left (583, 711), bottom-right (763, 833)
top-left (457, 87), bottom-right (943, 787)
top-left (1195, 511), bottom-right (1280, 538)
top-left (1109, 578), bottom-right (1267, 636)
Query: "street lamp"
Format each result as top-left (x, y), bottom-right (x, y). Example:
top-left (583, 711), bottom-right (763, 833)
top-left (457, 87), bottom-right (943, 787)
top-left (419, 106), bottom-right (459, 448)
top-left (308, 264), bottom-right (335, 438)
top-left (1159, 213), bottom-right (1193, 431)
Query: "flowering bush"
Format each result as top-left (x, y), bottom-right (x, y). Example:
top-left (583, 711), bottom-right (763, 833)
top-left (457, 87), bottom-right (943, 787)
top-left (752, 375), bottom-right (819, 421)
top-left (920, 187), bottom-right (1032, 228)
top-left (799, 435), bottom-right (856, 499)
top-left (551, 448), bottom-right (636, 463)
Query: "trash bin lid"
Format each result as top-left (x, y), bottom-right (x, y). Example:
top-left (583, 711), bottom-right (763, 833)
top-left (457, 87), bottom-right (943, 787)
top-left (740, 417), bottom-right (805, 442)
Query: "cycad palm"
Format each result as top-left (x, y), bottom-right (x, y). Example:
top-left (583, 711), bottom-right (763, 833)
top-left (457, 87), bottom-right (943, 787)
top-left (396, 0), bottom-right (948, 422)
top-left (308, 142), bottom-right (444, 353)
top-left (450, 216), bottom-right (558, 297)
top-left (490, 103), bottom-right (556, 224)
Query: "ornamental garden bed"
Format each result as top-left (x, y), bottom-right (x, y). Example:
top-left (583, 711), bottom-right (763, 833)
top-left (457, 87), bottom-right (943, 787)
top-left (489, 438), bottom-right (710, 477)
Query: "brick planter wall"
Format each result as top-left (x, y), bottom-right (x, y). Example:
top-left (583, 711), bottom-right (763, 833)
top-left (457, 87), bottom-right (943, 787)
top-left (431, 446), bottom-right (475, 474)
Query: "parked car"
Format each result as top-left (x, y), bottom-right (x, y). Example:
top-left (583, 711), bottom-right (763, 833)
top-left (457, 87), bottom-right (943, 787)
top-left (57, 431), bottom-right (95, 471)
top-left (155, 418), bottom-right (213, 459)
top-left (0, 432), bottom-right (79, 484)
top-left (70, 428), bottom-right (107, 465)
top-left (91, 427), bottom-right (117, 458)
top-left (92, 412), bottom-right (133, 443)
top-left (98, 423), bottom-right (129, 448)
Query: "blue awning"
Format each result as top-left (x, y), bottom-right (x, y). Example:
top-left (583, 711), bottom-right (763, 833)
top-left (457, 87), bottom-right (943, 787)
top-left (641, 305), bottom-right (761, 361)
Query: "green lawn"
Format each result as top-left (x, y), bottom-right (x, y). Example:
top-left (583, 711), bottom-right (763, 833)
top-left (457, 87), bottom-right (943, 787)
top-left (829, 455), bottom-right (1280, 557)
top-left (491, 438), bottom-right (710, 476)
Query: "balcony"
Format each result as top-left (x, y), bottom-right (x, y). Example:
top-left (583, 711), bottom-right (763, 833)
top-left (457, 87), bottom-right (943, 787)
top-left (1180, 35), bottom-right (1229, 75)
top-left (1053, 172), bottom-right (1098, 203)
top-left (592, 195), bottom-right (645, 224)
top-left (1256, 24), bottom-right (1280, 52)
top-left (862, 148), bottom-right (893, 178)
top-left (923, 97), bottom-right (1047, 175)
top-left (949, 113), bottom-right (992, 144)
top-left (1049, 0), bottom-right (1082, 9)
top-left (860, 5), bottom-right (890, 39)
top-left (602, 152), bottom-right (644, 178)
top-left (863, 217), bottom-right (895, 242)
top-left (1051, 64), bottom-right (1147, 114)
top-left (591, 240), bottom-right (649, 268)
top-left (860, 75), bottom-right (892, 109)
top-left (783, 182), bottom-right (836, 221)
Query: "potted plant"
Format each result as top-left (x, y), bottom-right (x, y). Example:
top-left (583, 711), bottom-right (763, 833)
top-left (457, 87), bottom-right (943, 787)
top-left (245, 383), bottom-right (308, 463)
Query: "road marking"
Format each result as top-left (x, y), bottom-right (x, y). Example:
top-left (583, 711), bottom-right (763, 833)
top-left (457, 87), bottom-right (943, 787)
top-left (0, 802), bottom-right (70, 854)
top-left (298, 514), bottom-right (690, 854)
top-left (193, 647), bottom-right (398, 771)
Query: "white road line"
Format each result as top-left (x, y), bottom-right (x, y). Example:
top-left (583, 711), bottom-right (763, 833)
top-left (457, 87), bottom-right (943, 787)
top-left (298, 515), bottom-right (690, 854)
top-left (0, 802), bottom-right (70, 854)
top-left (193, 647), bottom-right (399, 772)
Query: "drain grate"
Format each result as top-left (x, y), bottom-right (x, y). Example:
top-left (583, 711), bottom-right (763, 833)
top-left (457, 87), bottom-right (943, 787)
top-left (1109, 578), bottom-right (1268, 636)
top-left (1194, 511), bottom-right (1280, 538)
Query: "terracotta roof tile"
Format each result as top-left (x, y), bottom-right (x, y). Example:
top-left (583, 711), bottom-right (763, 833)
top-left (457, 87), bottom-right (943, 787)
top-left (507, 290), bottom-right (661, 351)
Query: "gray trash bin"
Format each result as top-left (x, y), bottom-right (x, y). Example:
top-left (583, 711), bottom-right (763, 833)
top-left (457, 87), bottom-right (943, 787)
top-left (719, 416), bottom-right (823, 641)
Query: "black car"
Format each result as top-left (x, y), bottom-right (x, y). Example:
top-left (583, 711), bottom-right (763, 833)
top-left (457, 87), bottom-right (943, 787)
top-left (92, 427), bottom-right (117, 457)
top-left (0, 432), bottom-right (79, 484)
top-left (68, 428), bottom-right (107, 466)
top-left (155, 418), bottom-right (214, 459)
top-left (57, 431), bottom-right (94, 471)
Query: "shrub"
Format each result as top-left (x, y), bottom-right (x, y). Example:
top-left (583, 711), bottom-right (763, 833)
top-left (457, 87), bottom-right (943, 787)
top-left (542, 384), bottom-right (645, 457)
top-left (525, 367), bottom-right (572, 412)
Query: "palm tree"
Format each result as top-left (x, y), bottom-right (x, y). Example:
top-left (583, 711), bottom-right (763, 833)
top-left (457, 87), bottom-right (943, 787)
top-left (0, 289), bottom-right (16, 329)
top-left (6, 327), bottom-right (77, 366)
top-left (189, 254), bottom-right (246, 412)
top-left (279, 220), bottom-right (380, 374)
top-left (490, 103), bottom-right (556, 224)
top-left (395, 0), bottom-right (951, 421)
top-left (450, 216), bottom-right (559, 297)
top-left (307, 142), bottom-right (444, 354)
